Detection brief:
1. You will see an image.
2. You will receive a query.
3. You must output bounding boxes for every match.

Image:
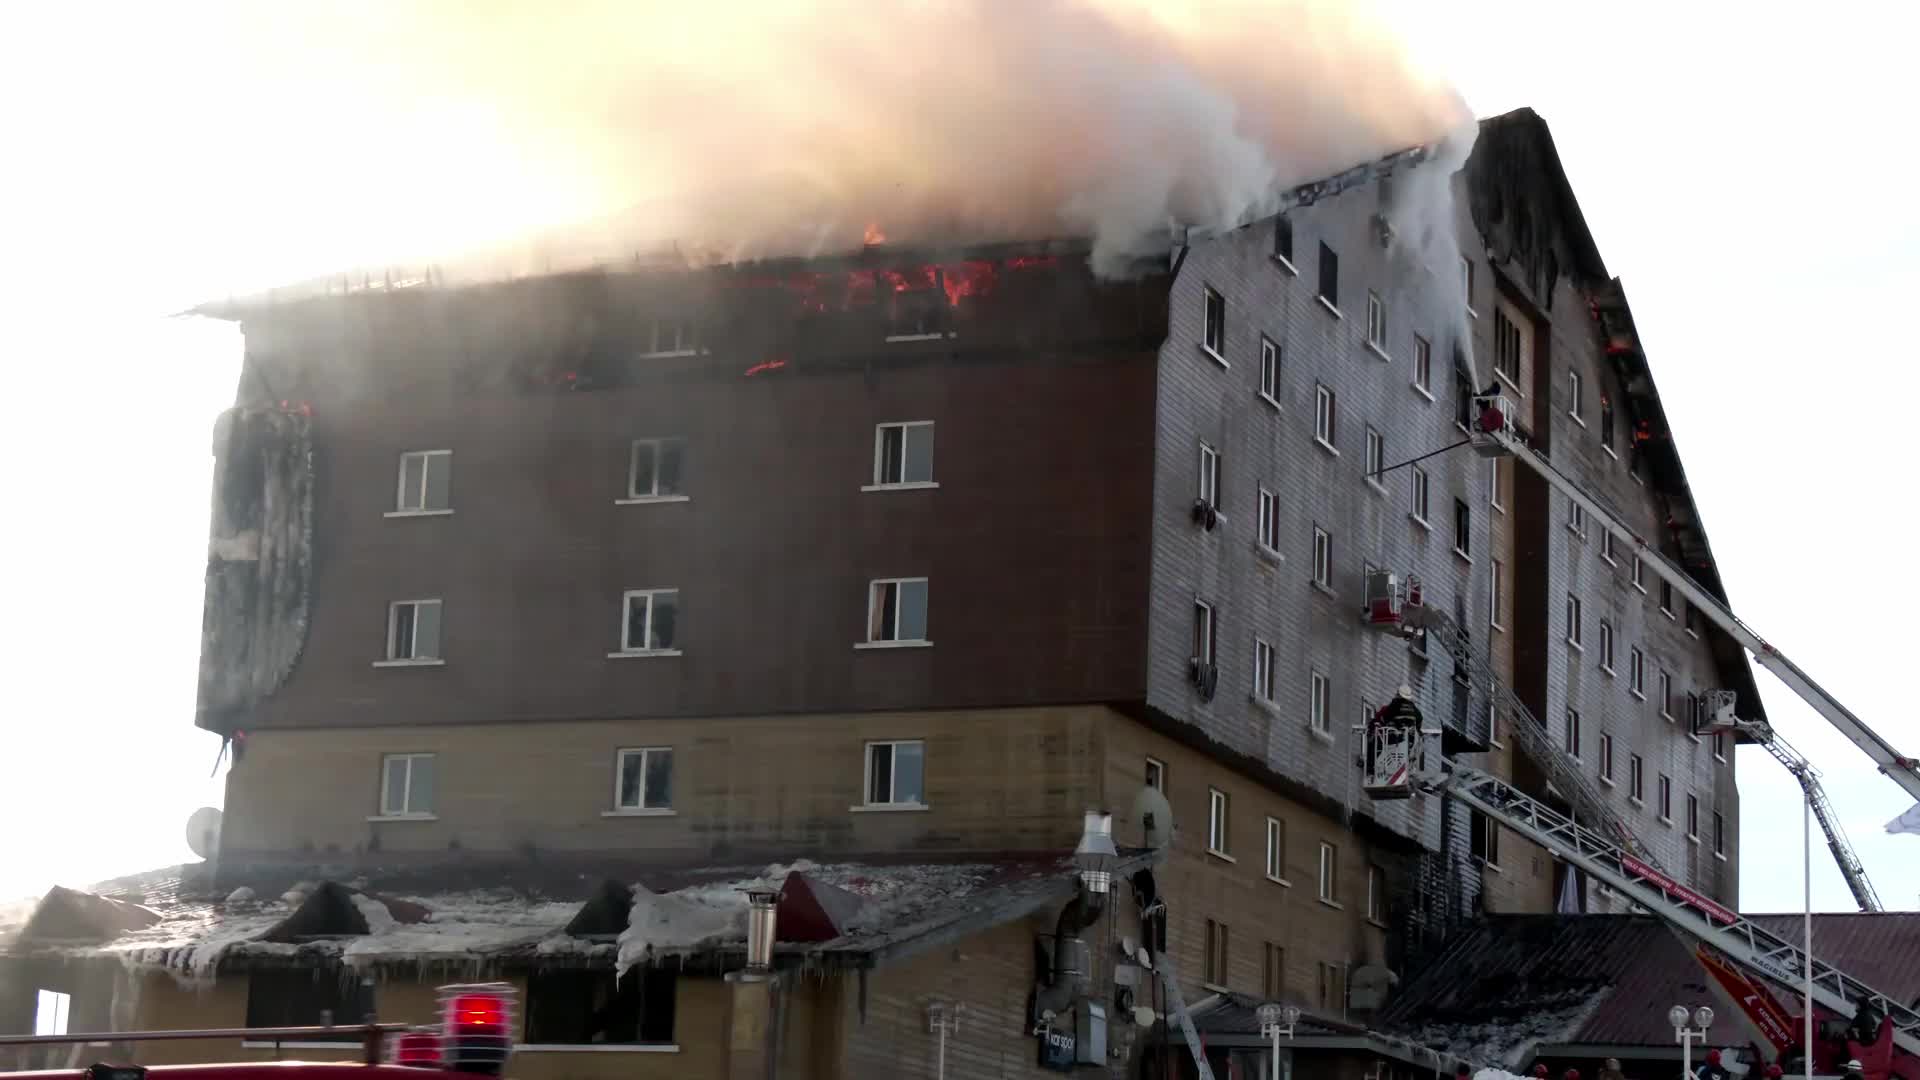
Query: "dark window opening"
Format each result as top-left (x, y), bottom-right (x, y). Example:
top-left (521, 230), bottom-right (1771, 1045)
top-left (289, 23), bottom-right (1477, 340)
top-left (1274, 217), bottom-right (1294, 264)
top-left (1454, 354), bottom-right (1473, 429)
top-left (245, 971), bottom-right (374, 1041)
top-left (1317, 243), bottom-right (1338, 308)
top-left (525, 968), bottom-right (676, 1046)
top-left (1469, 809), bottom-right (1500, 867)
top-left (1600, 395), bottom-right (1615, 449)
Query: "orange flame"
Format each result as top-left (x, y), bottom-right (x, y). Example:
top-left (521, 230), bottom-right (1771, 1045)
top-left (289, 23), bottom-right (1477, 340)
top-left (863, 223), bottom-right (886, 246)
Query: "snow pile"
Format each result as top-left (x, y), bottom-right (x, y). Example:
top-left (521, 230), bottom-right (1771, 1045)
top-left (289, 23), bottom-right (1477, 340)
top-left (341, 894), bottom-right (578, 969)
top-left (1477, 1069), bottom-right (1534, 1080)
top-left (350, 894), bottom-right (398, 934)
top-left (615, 885), bottom-right (748, 975)
top-left (1408, 991), bottom-right (1610, 1069)
top-left (224, 887), bottom-right (255, 904)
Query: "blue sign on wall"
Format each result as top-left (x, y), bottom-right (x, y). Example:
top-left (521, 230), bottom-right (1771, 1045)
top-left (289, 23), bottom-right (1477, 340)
top-left (1037, 1025), bottom-right (1077, 1071)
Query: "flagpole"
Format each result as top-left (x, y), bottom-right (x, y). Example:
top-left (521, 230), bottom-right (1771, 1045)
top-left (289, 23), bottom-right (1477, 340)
top-left (1804, 798), bottom-right (1813, 1080)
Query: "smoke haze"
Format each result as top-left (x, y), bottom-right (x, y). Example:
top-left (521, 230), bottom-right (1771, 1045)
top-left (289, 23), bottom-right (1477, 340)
top-left (181, 0), bottom-right (1469, 285)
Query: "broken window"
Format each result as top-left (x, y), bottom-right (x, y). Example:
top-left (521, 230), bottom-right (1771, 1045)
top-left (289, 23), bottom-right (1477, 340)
top-left (1259, 337), bottom-right (1281, 402)
top-left (866, 579), bottom-right (927, 644)
top-left (1713, 811), bottom-right (1726, 855)
top-left (525, 968), bottom-right (676, 1046)
top-left (1490, 558), bottom-right (1504, 629)
top-left (627, 438), bottom-right (686, 500)
top-left (1658, 774), bottom-right (1673, 822)
top-left (1493, 307), bottom-right (1523, 384)
top-left (1659, 670), bottom-right (1673, 718)
top-left (1202, 286), bottom-right (1226, 358)
top-left (395, 450), bottom-right (452, 513)
top-left (885, 273), bottom-right (948, 340)
top-left (1599, 619), bottom-right (1615, 671)
top-left (1413, 335), bottom-right (1432, 394)
top-left (1660, 580), bottom-right (1676, 618)
top-left (614, 747), bottom-right (673, 811)
top-left (380, 753), bottom-right (435, 817)
top-left (386, 599), bottom-right (442, 662)
top-left (872, 422), bottom-right (934, 487)
top-left (1274, 216), bottom-right (1294, 265)
top-left (1453, 360), bottom-right (1473, 430)
top-left (622, 589), bottom-right (681, 653)
top-left (1687, 794), bottom-right (1699, 839)
top-left (1145, 757), bottom-right (1165, 792)
top-left (1599, 732), bottom-right (1615, 782)
top-left (1317, 242), bottom-right (1339, 309)
top-left (865, 740), bottom-right (925, 806)
top-left (246, 971), bottom-right (375, 1040)
top-left (1629, 647), bottom-right (1645, 696)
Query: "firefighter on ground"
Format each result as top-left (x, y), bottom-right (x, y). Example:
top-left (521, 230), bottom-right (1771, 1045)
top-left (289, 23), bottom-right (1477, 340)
top-left (1532, 1066), bottom-right (1549, 1079)
top-left (1843, 1059), bottom-right (1865, 1080)
top-left (1598, 1057), bottom-right (1628, 1080)
top-left (1694, 1049), bottom-right (1731, 1080)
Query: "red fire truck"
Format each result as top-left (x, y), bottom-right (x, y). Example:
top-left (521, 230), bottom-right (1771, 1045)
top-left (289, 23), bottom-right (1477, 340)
top-left (0, 985), bottom-right (517, 1080)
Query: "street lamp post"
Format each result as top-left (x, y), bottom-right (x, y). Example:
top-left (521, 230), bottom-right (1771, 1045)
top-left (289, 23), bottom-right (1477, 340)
top-left (1670, 1005), bottom-right (1715, 1080)
top-left (1257, 1003), bottom-right (1301, 1080)
top-left (927, 1002), bottom-right (961, 1080)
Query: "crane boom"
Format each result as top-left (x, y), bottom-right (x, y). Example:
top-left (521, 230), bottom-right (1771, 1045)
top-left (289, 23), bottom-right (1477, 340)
top-left (1743, 720), bottom-right (1884, 912)
top-left (1468, 395), bottom-right (1920, 805)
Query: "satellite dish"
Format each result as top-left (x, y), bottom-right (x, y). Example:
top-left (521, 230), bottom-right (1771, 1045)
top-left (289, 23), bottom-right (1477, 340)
top-left (185, 807), bottom-right (223, 860)
top-left (1129, 786), bottom-right (1176, 851)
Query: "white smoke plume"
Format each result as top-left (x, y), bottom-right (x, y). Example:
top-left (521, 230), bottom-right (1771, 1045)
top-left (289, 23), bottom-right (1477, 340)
top-left (200, 0), bottom-right (1469, 287)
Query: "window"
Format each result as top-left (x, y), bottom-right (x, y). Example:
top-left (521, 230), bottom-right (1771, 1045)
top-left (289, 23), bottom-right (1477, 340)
top-left (1311, 525), bottom-right (1332, 589)
top-left (1686, 605), bottom-right (1703, 637)
top-left (1208, 788), bottom-right (1230, 855)
top-left (395, 450), bottom-right (451, 513)
top-left (1314, 384), bottom-right (1337, 447)
top-left (1568, 498), bottom-right (1587, 538)
top-left (867, 579), bottom-right (928, 644)
top-left (1454, 365), bottom-right (1474, 430)
top-left (1629, 754), bottom-right (1645, 802)
top-left (1469, 808), bottom-right (1501, 867)
top-left (1658, 774), bottom-right (1673, 822)
top-left (1687, 793), bottom-right (1700, 840)
top-left (864, 740), bottom-right (926, 807)
top-left (1563, 709), bottom-right (1582, 760)
top-left (1713, 730), bottom-right (1728, 762)
top-left (622, 588), bottom-right (682, 653)
top-left (1203, 919), bottom-right (1228, 987)
top-left (871, 422), bottom-right (935, 487)
top-left (642, 317), bottom-right (700, 358)
top-left (1567, 369), bottom-right (1583, 421)
top-left (1489, 558), bottom-right (1504, 630)
top-left (1317, 963), bottom-right (1345, 1013)
top-left (626, 438), bottom-right (686, 500)
top-left (1659, 670), bottom-right (1673, 719)
top-left (1317, 242), bottom-right (1339, 309)
top-left (1599, 620), bottom-right (1615, 672)
top-left (614, 747), bottom-right (673, 811)
top-left (1461, 256), bottom-right (1476, 314)
top-left (33, 990), bottom-right (70, 1037)
top-left (1263, 943), bottom-right (1286, 999)
top-left (1265, 817), bottom-right (1287, 881)
top-left (1410, 465), bottom-right (1430, 524)
top-left (1202, 287), bottom-right (1226, 359)
top-left (1317, 841), bottom-right (1338, 901)
top-left (1253, 638), bottom-right (1276, 703)
top-left (1192, 600), bottom-right (1216, 666)
top-left (385, 599), bottom-right (443, 662)
top-left (1599, 732), bottom-right (1615, 783)
top-left (1686, 692), bottom-right (1701, 736)
top-left (1413, 335), bottom-right (1432, 394)
top-left (1310, 670), bottom-right (1330, 733)
top-left (525, 968), bottom-right (676, 1046)
top-left (1198, 442), bottom-right (1222, 508)
top-left (379, 753), bottom-right (435, 818)
top-left (1366, 292), bottom-right (1387, 353)
top-left (1145, 757), bottom-right (1165, 792)
top-left (246, 971), bottom-right (375, 1041)
top-left (1600, 394), bottom-right (1616, 451)
top-left (1274, 216), bottom-right (1295, 265)
top-left (1489, 458), bottom-right (1505, 511)
top-left (1629, 647), bottom-right (1646, 697)
top-left (1493, 308), bottom-right (1522, 382)
top-left (1366, 865), bottom-right (1386, 923)
top-left (1364, 427), bottom-right (1386, 486)
top-left (1453, 499), bottom-right (1471, 558)
top-left (1259, 338), bottom-right (1281, 403)
top-left (1601, 529), bottom-right (1618, 565)
top-left (1565, 593), bottom-right (1582, 647)
top-left (1257, 487), bottom-right (1282, 552)
top-left (1660, 581), bottom-right (1676, 618)
top-left (1713, 811), bottom-right (1726, 856)
top-left (1632, 555), bottom-right (1646, 592)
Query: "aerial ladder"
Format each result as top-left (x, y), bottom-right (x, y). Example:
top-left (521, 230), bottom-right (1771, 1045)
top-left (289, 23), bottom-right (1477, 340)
top-left (1718, 711), bottom-right (1884, 912)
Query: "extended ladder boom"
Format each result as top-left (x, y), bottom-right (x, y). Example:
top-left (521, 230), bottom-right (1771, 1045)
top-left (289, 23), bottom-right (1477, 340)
top-left (1470, 399), bottom-right (1920, 805)
top-left (1749, 722), bottom-right (1883, 912)
top-left (1443, 764), bottom-right (1920, 1053)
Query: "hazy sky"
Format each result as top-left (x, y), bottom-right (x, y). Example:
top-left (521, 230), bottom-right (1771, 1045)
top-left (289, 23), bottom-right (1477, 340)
top-left (0, 1), bottom-right (1912, 914)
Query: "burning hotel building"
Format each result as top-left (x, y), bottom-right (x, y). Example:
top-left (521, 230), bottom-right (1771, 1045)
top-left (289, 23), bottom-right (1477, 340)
top-left (0, 109), bottom-right (1762, 1079)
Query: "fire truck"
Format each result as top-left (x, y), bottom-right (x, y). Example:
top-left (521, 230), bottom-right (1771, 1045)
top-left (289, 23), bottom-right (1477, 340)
top-left (0, 985), bottom-right (517, 1080)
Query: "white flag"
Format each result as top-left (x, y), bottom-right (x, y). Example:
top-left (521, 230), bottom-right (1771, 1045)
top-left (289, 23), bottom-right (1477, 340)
top-left (1887, 802), bottom-right (1920, 836)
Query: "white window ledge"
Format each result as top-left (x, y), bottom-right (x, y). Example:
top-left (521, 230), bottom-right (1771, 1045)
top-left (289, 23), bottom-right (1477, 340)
top-left (1479, 860), bottom-right (1504, 876)
top-left (1251, 695), bottom-right (1284, 718)
top-left (607, 649), bottom-right (684, 659)
top-left (1201, 982), bottom-right (1233, 996)
top-left (1490, 621), bottom-right (1506, 633)
top-left (1272, 254), bottom-right (1298, 276)
top-left (1634, 583), bottom-right (1648, 594)
top-left (885, 332), bottom-right (954, 343)
top-left (1307, 725), bottom-right (1334, 745)
top-left (615, 494), bottom-right (691, 506)
top-left (1366, 479), bottom-right (1389, 496)
top-left (1601, 665), bottom-right (1616, 677)
top-left (1453, 548), bottom-right (1473, 565)
top-left (855, 640), bottom-right (934, 650)
top-left (602, 808), bottom-right (676, 818)
top-left (1316, 296), bottom-right (1343, 320)
top-left (1630, 689), bottom-right (1647, 701)
top-left (638, 349), bottom-right (701, 360)
top-left (1495, 369), bottom-right (1526, 397)
top-left (1313, 437), bottom-right (1340, 457)
top-left (1599, 776), bottom-right (1616, 788)
top-left (850, 803), bottom-right (930, 813)
top-left (372, 658), bottom-right (445, 668)
top-left (1257, 391), bottom-right (1282, 412)
top-left (1713, 851), bottom-right (1728, 863)
top-left (1199, 344), bottom-right (1229, 369)
top-left (861, 481), bottom-right (940, 492)
top-left (1317, 898), bottom-right (1344, 910)
top-left (1365, 342), bottom-right (1390, 363)
top-left (1630, 797), bottom-right (1645, 808)
top-left (1466, 305), bottom-right (1479, 320)
top-left (1570, 413), bottom-right (1588, 428)
top-left (1310, 580), bottom-right (1337, 600)
top-left (1567, 639), bottom-right (1584, 652)
top-left (518, 1044), bottom-right (681, 1054)
top-left (384, 508), bottom-right (454, 519)
top-left (1205, 849), bottom-right (1236, 864)
top-left (1411, 383), bottom-right (1434, 403)
top-left (1409, 514), bottom-right (1431, 532)
top-left (1266, 875), bottom-right (1292, 888)
top-left (367, 814), bottom-right (438, 823)
top-left (1254, 543), bottom-right (1286, 566)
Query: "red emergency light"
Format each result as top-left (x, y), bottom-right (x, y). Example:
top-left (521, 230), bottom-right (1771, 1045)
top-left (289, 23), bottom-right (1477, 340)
top-left (436, 984), bottom-right (515, 1077)
top-left (388, 1030), bottom-right (443, 1067)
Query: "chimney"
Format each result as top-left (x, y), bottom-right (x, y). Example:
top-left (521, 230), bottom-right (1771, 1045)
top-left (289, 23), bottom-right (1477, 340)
top-left (743, 889), bottom-right (779, 972)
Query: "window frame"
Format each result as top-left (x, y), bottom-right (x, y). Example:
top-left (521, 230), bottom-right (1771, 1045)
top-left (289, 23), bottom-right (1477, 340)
top-left (869, 421), bottom-right (936, 489)
top-left (378, 752), bottom-right (436, 819)
top-left (864, 578), bottom-right (930, 646)
top-left (1145, 757), bottom-right (1166, 792)
top-left (1563, 709), bottom-right (1582, 761)
top-left (1203, 919), bottom-right (1229, 989)
top-left (1273, 217), bottom-right (1295, 269)
top-left (1265, 817), bottom-right (1288, 884)
top-left (1686, 793), bottom-right (1700, 841)
top-left (1317, 840), bottom-right (1339, 903)
top-left (618, 588), bottom-right (683, 655)
top-left (1198, 442), bottom-right (1222, 508)
top-left (612, 746), bottom-right (674, 813)
top-left (1599, 619), bottom-right (1615, 674)
top-left (1452, 498), bottom-right (1472, 560)
top-left (1565, 592), bottom-right (1583, 649)
top-left (624, 437), bottom-right (688, 502)
top-left (1256, 486), bottom-right (1282, 555)
top-left (1470, 807), bottom-right (1502, 868)
top-left (1629, 647), bottom-right (1646, 698)
top-left (863, 739), bottom-right (927, 809)
top-left (1202, 286), bottom-right (1227, 363)
top-left (1409, 465), bottom-right (1430, 526)
top-left (640, 317), bottom-right (701, 359)
top-left (1601, 529), bottom-right (1618, 566)
top-left (1258, 337), bottom-right (1282, 406)
top-left (1713, 810), bottom-right (1726, 857)
top-left (1192, 600), bottom-right (1216, 666)
top-left (33, 989), bottom-right (71, 1038)
top-left (1364, 427), bottom-right (1386, 489)
top-left (1207, 787), bottom-right (1231, 858)
top-left (1658, 774), bottom-right (1673, 823)
top-left (383, 599), bottom-right (444, 664)
top-left (1412, 335), bottom-right (1433, 397)
top-left (1600, 394), bottom-right (1616, 454)
top-left (1365, 291), bottom-right (1388, 356)
top-left (1311, 525), bottom-right (1332, 589)
top-left (1489, 557), bottom-right (1505, 631)
top-left (1598, 732), bottom-right (1615, 784)
top-left (1366, 864), bottom-right (1387, 924)
top-left (1317, 242), bottom-right (1339, 311)
top-left (1568, 498), bottom-right (1587, 539)
top-left (1253, 637), bottom-right (1277, 704)
top-left (1489, 457), bottom-right (1505, 512)
top-left (1567, 369), bottom-right (1584, 424)
top-left (1629, 753), bottom-right (1645, 803)
top-left (1660, 581), bottom-right (1677, 620)
top-left (1461, 256), bottom-right (1477, 316)
top-left (1310, 670), bottom-right (1331, 734)
top-left (1313, 384), bottom-right (1338, 450)
top-left (1632, 555), bottom-right (1647, 593)
top-left (1659, 670), bottom-right (1674, 720)
top-left (393, 450), bottom-right (453, 515)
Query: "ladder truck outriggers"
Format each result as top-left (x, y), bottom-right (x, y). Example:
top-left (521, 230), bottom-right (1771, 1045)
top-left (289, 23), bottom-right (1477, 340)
top-left (1355, 392), bottom-right (1919, 1077)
